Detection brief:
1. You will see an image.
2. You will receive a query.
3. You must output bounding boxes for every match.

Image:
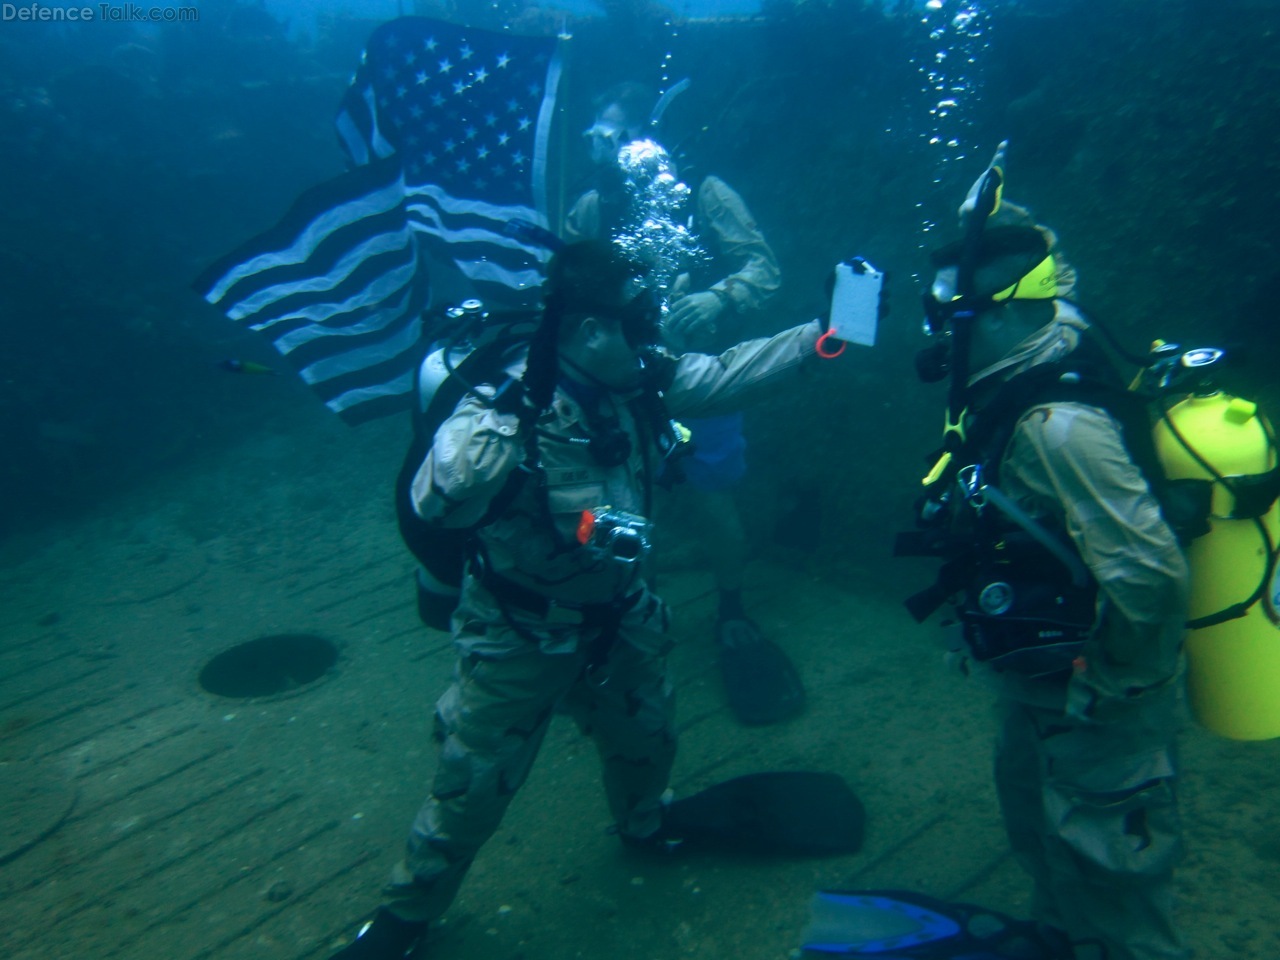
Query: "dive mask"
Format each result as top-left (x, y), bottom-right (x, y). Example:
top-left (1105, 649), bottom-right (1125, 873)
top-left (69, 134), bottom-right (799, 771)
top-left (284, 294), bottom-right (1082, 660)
top-left (923, 226), bottom-right (1058, 337)
top-left (615, 284), bottom-right (663, 350)
top-left (585, 120), bottom-right (626, 165)
top-left (555, 274), bottom-right (662, 352)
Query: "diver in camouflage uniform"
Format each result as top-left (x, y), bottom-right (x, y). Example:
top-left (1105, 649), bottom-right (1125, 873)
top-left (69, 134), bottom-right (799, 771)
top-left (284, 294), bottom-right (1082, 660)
top-left (330, 240), bottom-right (837, 959)
top-left (906, 147), bottom-right (1190, 960)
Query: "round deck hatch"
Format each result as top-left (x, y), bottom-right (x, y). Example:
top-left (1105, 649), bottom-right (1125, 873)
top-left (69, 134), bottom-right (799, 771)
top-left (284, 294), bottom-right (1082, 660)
top-left (198, 633), bottom-right (337, 699)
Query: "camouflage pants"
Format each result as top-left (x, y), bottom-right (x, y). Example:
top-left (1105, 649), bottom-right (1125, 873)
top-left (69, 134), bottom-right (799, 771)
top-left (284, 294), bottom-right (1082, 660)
top-left (995, 693), bottom-right (1189, 960)
top-left (383, 577), bottom-right (676, 923)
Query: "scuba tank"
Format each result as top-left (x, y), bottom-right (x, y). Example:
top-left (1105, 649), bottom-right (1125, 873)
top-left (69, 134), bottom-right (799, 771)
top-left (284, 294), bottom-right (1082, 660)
top-left (415, 299), bottom-right (488, 413)
top-left (396, 300), bottom-right (541, 631)
top-left (1150, 350), bottom-right (1280, 740)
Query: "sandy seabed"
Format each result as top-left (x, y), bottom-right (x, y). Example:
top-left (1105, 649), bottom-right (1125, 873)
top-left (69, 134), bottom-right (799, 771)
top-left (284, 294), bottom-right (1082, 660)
top-left (1, 410), bottom-right (1278, 960)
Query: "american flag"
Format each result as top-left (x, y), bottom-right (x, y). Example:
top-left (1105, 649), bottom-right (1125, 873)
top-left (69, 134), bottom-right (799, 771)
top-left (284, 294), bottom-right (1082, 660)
top-left (196, 17), bottom-right (563, 424)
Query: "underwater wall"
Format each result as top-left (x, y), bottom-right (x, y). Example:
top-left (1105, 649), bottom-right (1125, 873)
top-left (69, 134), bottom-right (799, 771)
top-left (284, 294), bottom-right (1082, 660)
top-left (0, 0), bottom-right (1275, 546)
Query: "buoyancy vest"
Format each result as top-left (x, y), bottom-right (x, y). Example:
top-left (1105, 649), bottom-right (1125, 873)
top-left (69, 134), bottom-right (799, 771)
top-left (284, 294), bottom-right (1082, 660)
top-left (395, 314), bottom-right (682, 631)
top-left (896, 332), bottom-right (1182, 678)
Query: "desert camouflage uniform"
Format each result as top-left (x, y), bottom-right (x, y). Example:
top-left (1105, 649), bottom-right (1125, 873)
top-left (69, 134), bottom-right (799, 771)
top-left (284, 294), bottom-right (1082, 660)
top-left (382, 319), bottom-right (822, 923)
top-left (566, 159), bottom-right (782, 605)
top-left (564, 174), bottom-right (781, 347)
top-left (969, 302), bottom-right (1190, 960)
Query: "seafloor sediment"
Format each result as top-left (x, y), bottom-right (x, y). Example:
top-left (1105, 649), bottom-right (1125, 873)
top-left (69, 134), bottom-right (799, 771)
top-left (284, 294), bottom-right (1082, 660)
top-left (0, 416), bottom-right (1275, 960)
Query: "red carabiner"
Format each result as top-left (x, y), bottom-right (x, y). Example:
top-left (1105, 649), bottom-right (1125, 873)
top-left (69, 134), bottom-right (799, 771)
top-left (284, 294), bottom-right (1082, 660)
top-left (816, 328), bottom-right (846, 359)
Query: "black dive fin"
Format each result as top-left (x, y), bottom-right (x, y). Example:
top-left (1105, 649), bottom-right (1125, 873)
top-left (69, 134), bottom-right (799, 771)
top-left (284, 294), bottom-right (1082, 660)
top-left (661, 772), bottom-right (864, 857)
top-left (716, 619), bottom-right (805, 725)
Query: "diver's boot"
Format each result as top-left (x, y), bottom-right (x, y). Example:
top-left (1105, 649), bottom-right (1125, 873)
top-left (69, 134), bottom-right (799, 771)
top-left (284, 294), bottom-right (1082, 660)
top-left (330, 908), bottom-right (426, 959)
top-left (617, 827), bottom-right (685, 855)
top-left (613, 802), bottom-right (685, 856)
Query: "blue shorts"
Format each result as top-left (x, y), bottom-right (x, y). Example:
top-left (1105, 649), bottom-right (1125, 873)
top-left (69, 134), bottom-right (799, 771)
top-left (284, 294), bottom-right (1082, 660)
top-left (680, 413), bottom-right (747, 492)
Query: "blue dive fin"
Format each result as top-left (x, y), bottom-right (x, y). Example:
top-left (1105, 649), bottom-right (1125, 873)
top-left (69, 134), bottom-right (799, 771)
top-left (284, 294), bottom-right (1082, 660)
top-left (799, 889), bottom-right (1089, 959)
top-left (802, 890), bottom-right (960, 955)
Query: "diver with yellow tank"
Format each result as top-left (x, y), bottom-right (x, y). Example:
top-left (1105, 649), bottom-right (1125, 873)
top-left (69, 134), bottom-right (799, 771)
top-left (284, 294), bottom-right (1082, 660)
top-left (897, 142), bottom-right (1194, 960)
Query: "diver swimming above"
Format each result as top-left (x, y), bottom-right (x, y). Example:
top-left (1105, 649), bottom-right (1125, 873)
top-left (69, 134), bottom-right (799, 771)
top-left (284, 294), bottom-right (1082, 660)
top-left (565, 79), bottom-right (805, 728)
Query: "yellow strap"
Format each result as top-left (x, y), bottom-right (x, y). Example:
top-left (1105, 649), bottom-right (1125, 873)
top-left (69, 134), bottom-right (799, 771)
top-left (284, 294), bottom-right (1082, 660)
top-left (922, 450), bottom-right (952, 487)
top-left (922, 406), bottom-right (968, 486)
top-left (943, 406), bottom-right (967, 444)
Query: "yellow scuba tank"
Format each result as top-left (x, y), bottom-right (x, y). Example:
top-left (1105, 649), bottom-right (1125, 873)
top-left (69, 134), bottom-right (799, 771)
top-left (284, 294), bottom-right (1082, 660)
top-left (1153, 390), bottom-right (1280, 740)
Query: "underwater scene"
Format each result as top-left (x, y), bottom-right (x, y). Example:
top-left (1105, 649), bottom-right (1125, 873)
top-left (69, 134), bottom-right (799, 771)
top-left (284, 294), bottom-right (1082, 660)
top-left (2, 0), bottom-right (1279, 957)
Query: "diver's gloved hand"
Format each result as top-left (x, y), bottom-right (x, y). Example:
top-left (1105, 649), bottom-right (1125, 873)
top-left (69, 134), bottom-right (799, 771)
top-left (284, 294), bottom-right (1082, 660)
top-left (666, 290), bottom-right (725, 343)
top-left (958, 139), bottom-right (1008, 228)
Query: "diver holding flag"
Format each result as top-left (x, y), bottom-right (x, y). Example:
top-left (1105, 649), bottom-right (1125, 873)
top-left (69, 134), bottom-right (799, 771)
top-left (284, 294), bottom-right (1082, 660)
top-left (330, 239), bottom-right (878, 960)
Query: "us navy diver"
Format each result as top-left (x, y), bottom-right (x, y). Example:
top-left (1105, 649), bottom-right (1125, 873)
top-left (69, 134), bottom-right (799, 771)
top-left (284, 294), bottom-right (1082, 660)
top-left (330, 240), bottom-right (846, 959)
top-left (564, 80), bottom-right (804, 726)
top-left (900, 146), bottom-right (1190, 960)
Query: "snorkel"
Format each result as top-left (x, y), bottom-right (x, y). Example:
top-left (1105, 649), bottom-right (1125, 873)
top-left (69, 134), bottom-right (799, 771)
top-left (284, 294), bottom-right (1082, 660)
top-left (916, 143), bottom-right (1007, 491)
top-left (944, 144), bottom-right (1005, 451)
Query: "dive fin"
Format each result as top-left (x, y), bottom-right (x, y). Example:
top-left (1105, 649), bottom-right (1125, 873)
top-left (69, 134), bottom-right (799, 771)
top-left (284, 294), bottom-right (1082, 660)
top-left (802, 891), bottom-right (959, 955)
top-left (661, 771), bottom-right (864, 857)
top-left (799, 889), bottom-right (1088, 958)
top-left (716, 619), bottom-right (805, 725)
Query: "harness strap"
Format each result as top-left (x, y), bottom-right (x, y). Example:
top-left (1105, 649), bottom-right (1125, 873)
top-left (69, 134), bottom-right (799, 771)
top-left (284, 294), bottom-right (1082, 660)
top-left (473, 559), bottom-right (643, 661)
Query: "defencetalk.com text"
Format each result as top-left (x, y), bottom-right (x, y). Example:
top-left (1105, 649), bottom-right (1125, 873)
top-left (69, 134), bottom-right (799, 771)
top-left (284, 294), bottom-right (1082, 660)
top-left (2, 3), bottom-right (199, 21)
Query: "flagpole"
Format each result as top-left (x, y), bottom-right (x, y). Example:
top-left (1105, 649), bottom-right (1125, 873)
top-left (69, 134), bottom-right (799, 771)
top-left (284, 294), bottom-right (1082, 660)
top-left (552, 22), bottom-right (573, 237)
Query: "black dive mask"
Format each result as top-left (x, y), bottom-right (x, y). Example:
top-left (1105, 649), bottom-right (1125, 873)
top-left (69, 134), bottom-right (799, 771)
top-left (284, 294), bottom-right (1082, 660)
top-left (916, 292), bottom-right (960, 384)
top-left (922, 290), bottom-right (952, 336)
top-left (560, 286), bottom-right (661, 355)
top-left (616, 286), bottom-right (663, 350)
top-left (922, 289), bottom-right (995, 337)
top-left (917, 288), bottom-right (995, 383)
